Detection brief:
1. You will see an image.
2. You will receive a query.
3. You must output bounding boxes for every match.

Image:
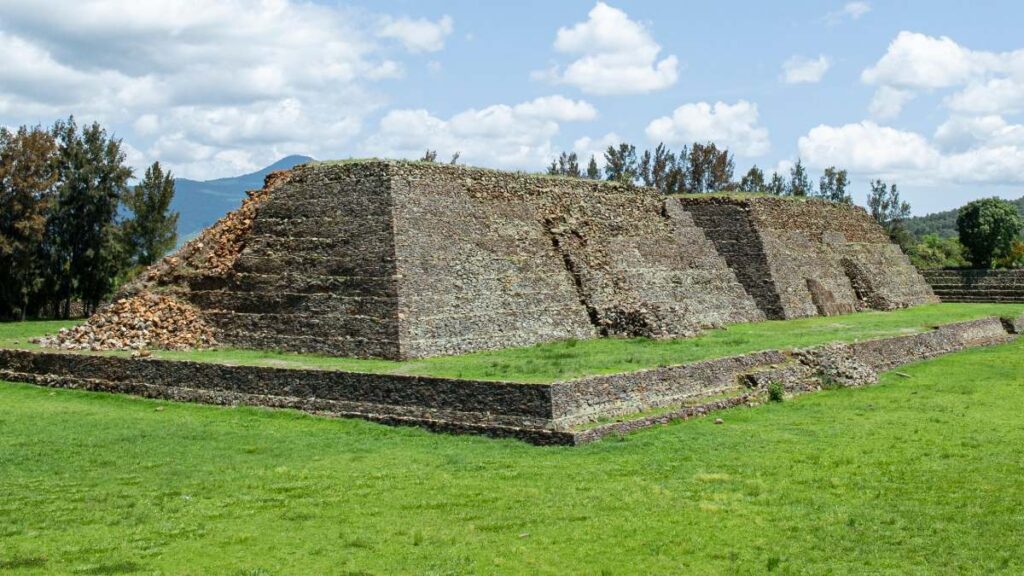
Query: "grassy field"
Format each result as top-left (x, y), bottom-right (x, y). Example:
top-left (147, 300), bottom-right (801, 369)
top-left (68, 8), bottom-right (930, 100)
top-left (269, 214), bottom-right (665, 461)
top-left (1, 336), bottom-right (1023, 574)
top-left (4, 303), bottom-right (1024, 382)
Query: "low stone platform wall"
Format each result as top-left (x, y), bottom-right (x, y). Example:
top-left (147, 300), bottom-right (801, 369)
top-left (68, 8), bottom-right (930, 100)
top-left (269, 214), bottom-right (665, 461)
top-left (1, 316), bottom-right (1018, 445)
top-left (923, 269), bottom-right (1024, 303)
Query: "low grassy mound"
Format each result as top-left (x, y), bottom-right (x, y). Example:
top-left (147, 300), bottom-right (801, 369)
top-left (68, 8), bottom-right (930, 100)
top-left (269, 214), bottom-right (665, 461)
top-left (4, 303), bottom-right (1024, 382)
top-left (2, 337), bottom-right (1023, 573)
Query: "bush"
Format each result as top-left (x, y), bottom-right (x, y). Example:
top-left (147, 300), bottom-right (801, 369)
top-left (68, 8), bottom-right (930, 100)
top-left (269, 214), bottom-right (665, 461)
top-left (767, 381), bottom-right (785, 402)
top-left (957, 198), bottom-right (1024, 268)
top-left (909, 234), bottom-right (968, 269)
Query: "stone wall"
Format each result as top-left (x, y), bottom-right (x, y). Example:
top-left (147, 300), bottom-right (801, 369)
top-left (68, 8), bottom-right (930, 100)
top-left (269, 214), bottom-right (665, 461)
top-left (922, 269), bottom-right (1024, 303)
top-left (389, 163), bottom-right (762, 357)
top-left (680, 196), bottom-right (937, 319)
top-left (151, 164), bottom-right (405, 358)
top-left (2, 316), bottom-right (1017, 445)
top-left (82, 161), bottom-right (939, 360)
top-left (149, 160), bottom-right (763, 359)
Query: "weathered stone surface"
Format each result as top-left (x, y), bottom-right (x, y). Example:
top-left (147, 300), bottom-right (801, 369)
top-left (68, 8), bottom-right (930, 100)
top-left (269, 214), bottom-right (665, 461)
top-left (45, 161), bottom-right (940, 359)
top-left (3, 317), bottom-right (1015, 445)
top-left (680, 196), bottom-right (938, 319)
top-left (923, 269), bottom-right (1024, 303)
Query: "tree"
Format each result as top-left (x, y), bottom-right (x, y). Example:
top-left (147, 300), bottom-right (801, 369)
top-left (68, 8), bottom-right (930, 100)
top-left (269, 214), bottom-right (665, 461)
top-left (547, 152), bottom-right (581, 177)
top-left (867, 179), bottom-right (912, 250)
top-left (766, 172), bottom-right (786, 196)
top-left (419, 150), bottom-right (437, 162)
top-left (956, 197), bottom-right (1024, 268)
top-left (46, 118), bottom-right (133, 317)
top-left (908, 234), bottom-right (968, 270)
top-left (638, 143), bottom-right (676, 194)
top-left (123, 162), bottom-right (179, 268)
top-left (786, 159), bottom-right (813, 197)
top-left (0, 125), bottom-right (58, 320)
top-left (708, 144), bottom-right (735, 191)
top-left (817, 166), bottom-right (850, 204)
top-left (585, 155), bottom-right (600, 180)
top-left (449, 151), bottom-right (461, 165)
top-left (603, 143), bottom-right (638, 183)
top-left (685, 142), bottom-right (733, 193)
top-left (739, 165), bottom-right (766, 193)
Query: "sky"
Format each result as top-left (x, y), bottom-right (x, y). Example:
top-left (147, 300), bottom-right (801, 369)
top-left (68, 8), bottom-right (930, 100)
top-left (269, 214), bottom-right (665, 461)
top-left (2, 1), bottom-right (1024, 215)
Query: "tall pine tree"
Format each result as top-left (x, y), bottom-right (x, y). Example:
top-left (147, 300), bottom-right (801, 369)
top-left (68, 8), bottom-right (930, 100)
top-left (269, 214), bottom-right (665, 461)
top-left (603, 143), bottom-right (638, 183)
top-left (739, 165), bottom-right (766, 193)
top-left (817, 166), bottom-right (851, 204)
top-left (47, 117), bottom-right (132, 317)
top-left (786, 159), bottom-right (813, 197)
top-left (123, 161), bottom-right (178, 267)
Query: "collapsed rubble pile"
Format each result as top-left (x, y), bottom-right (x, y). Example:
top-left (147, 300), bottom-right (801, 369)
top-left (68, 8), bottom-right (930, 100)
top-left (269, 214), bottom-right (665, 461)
top-left (36, 169), bottom-right (294, 354)
top-left (34, 293), bottom-right (217, 351)
top-left (134, 169), bottom-right (291, 290)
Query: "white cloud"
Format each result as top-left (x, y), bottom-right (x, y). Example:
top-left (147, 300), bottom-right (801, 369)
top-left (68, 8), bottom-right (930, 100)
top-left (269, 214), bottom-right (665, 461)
top-left (946, 77), bottom-right (1024, 115)
top-left (861, 31), bottom-right (1024, 119)
top-left (868, 86), bottom-right (915, 119)
top-left (781, 55), bottom-right (831, 84)
top-left (512, 95), bottom-right (597, 121)
top-left (933, 115), bottom-right (1024, 151)
top-left (799, 122), bottom-right (939, 175)
top-left (537, 2), bottom-right (678, 95)
top-left (572, 132), bottom-right (622, 167)
top-left (826, 2), bottom-right (872, 24)
top-left (645, 100), bottom-right (770, 156)
top-left (798, 120), bottom-right (1024, 185)
top-left (862, 32), bottom-right (986, 90)
top-left (377, 15), bottom-right (453, 53)
top-left (362, 95), bottom-right (598, 168)
top-left (0, 1), bottom-right (459, 179)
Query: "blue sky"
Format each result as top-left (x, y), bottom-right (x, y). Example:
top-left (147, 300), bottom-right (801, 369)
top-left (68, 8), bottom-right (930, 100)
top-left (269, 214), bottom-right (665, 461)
top-left (2, 1), bottom-right (1024, 214)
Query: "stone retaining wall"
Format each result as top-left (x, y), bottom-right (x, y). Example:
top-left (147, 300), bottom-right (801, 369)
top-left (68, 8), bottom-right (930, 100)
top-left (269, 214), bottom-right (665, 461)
top-left (2, 316), bottom-right (1017, 445)
top-left (923, 269), bottom-right (1024, 303)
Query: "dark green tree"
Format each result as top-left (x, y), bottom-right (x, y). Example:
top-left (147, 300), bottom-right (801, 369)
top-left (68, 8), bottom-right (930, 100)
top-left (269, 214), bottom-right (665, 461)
top-left (603, 143), bottom-right (638, 183)
top-left (817, 166), bottom-right (850, 204)
top-left (867, 179), bottom-right (912, 250)
top-left (684, 143), bottom-right (733, 193)
top-left (547, 152), bottom-right (581, 177)
top-left (123, 161), bottom-right (179, 267)
top-left (956, 197), bottom-right (1024, 268)
top-left (47, 117), bottom-right (133, 317)
top-left (766, 172), bottom-right (786, 196)
top-left (639, 143), bottom-right (677, 194)
top-left (739, 165), bottom-right (766, 193)
top-left (708, 145), bottom-right (735, 191)
top-left (0, 125), bottom-right (58, 320)
top-left (908, 234), bottom-right (968, 270)
top-left (786, 159), bottom-right (813, 197)
top-left (585, 155), bottom-right (601, 180)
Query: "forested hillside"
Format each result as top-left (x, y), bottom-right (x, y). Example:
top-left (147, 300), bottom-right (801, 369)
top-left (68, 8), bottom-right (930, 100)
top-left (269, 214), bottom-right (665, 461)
top-left (905, 196), bottom-right (1024, 239)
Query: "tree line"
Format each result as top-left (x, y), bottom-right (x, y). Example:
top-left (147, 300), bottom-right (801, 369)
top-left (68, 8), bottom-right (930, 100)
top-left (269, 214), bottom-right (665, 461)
top-left (0, 118), bottom-right (178, 320)
top-left (908, 198), bottom-right (1024, 270)
top-left (547, 142), bottom-right (856, 203)
top-left (548, 141), bottom-right (921, 252)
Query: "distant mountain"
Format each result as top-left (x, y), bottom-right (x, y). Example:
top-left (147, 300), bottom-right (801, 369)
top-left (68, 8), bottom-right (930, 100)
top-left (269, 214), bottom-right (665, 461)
top-left (904, 196), bottom-right (1024, 239)
top-left (172, 155), bottom-right (314, 243)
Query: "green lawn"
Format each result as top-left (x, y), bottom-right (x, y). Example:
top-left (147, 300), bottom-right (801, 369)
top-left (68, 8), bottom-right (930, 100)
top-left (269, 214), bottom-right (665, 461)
top-left (4, 303), bottom-right (1023, 383)
top-left (2, 336), bottom-right (1023, 574)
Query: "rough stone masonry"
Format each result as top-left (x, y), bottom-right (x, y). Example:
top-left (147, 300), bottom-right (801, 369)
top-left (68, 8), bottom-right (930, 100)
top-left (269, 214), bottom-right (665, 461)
top-left (47, 160), bottom-right (937, 359)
